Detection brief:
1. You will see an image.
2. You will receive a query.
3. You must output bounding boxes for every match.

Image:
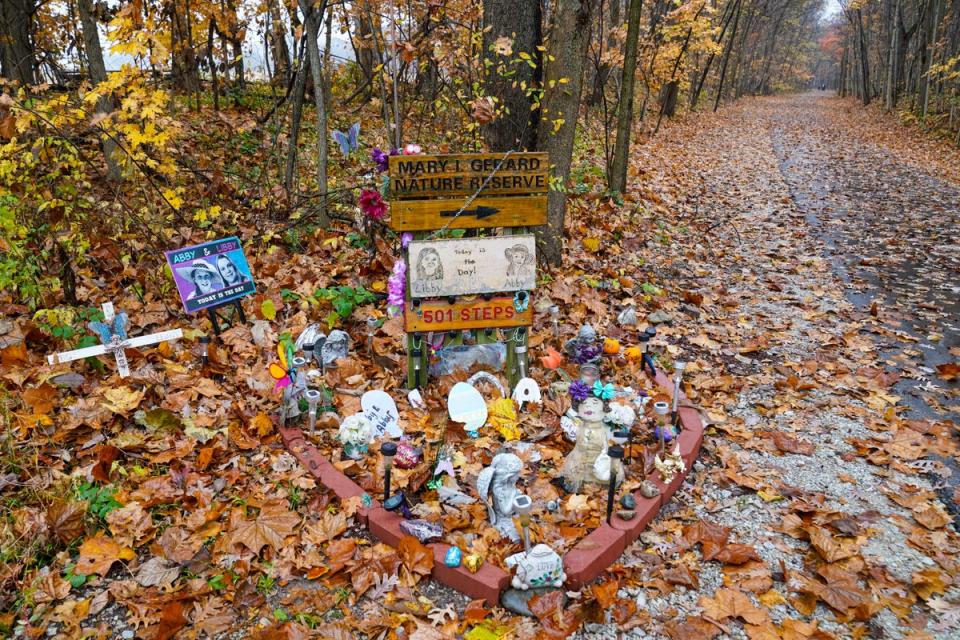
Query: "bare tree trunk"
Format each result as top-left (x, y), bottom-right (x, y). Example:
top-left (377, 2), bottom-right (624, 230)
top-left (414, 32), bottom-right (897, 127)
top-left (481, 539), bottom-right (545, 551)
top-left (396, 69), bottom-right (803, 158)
top-left (536, 0), bottom-right (597, 266)
top-left (269, 0), bottom-right (292, 86)
top-left (857, 8), bottom-right (871, 104)
top-left (299, 0), bottom-right (330, 227)
top-left (714, 0), bottom-right (741, 111)
top-left (482, 0), bottom-right (543, 151)
top-left (284, 39), bottom-right (308, 198)
top-left (0, 0), bottom-right (35, 86)
top-left (608, 0), bottom-right (642, 193)
top-left (205, 18), bottom-right (220, 111)
top-left (885, 0), bottom-right (900, 109)
top-left (77, 0), bottom-right (120, 181)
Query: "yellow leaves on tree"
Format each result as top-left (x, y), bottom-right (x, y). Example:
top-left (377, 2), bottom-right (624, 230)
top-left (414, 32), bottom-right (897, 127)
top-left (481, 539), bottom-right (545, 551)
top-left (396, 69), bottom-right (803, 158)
top-left (228, 500), bottom-right (300, 555)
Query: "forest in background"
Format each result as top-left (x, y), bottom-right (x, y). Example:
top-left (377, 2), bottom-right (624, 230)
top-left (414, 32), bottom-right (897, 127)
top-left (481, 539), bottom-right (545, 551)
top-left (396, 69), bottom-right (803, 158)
top-left (0, 0), bottom-right (850, 310)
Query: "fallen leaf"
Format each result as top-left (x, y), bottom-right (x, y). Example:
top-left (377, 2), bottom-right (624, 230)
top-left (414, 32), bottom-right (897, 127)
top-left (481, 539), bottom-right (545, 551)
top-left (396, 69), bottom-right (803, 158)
top-left (772, 432), bottom-right (815, 455)
top-left (700, 588), bottom-right (769, 625)
top-left (75, 534), bottom-right (135, 576)
top-left (229, 501), bottom-right (300, 555)
top-left (398, 535), bottom-right (434, 577)
top-left (136, 557), bottom-right (181, 587)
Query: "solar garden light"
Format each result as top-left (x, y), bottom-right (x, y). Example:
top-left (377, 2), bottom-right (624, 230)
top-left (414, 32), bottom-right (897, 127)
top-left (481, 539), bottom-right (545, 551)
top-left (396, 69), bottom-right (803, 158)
top-left (671, 361), bottom-right (687, 428)
top-left (639, 327), bottom-right (657, 377)
top-left (612, 429), bottom-right (630, 464)
top-left (606, 446), bottom-right (624, 524)
top-left (549, 305), bottom-right (560, 338)
top-left (304, 389), bottom-right (321, 434)
top-left (654, 400), bottom-right (670, 455)
top-left (515, 328), bottom-right (528, 379)
top-left (384, 491), bottom-right (412, 519)
top-left (381, 441), bottom-right (398, 501)
top-left (313, 336), bottom-right (326, 373)
top-left (513, 494), bottom-right (533, 554)
top-left (411, 333), bottom-right (423, 389)
top-left (198, 335), bottom-right (211, 366)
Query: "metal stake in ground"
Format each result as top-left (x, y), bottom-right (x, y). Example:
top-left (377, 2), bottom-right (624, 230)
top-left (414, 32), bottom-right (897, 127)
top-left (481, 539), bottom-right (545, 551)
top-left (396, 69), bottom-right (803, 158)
top-left (606, 445), bottom-right (624, 524)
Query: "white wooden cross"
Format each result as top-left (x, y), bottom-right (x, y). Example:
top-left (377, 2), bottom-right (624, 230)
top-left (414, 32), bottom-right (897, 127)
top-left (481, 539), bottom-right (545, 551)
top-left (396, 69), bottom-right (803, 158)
top-left (46, 303), bottom-right (183, 378)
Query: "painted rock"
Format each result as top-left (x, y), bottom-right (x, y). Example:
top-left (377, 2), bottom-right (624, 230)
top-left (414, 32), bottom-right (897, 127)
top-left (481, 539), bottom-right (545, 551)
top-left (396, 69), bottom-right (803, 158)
top-left (399, 519), bottom-right (443, 543)
top-left (640, 480), bottom-right (660, 498)
top-left (509, 544), bottom-right (565, 590)
top-left (444, 546), bottom-right (462, 568)
top-left (394, 440), bottom-right (420, 469)
top-left (617, 509), bottom-right (636, 521)
top-left (620, 494), bottom-right (636, 509)
top-left (464, 554), bottom-right (483, 573)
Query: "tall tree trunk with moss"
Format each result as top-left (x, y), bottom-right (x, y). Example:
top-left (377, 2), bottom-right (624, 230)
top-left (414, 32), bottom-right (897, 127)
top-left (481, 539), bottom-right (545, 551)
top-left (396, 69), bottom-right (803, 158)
top-left (482, 0), bottom-right (543, 151)
top-left (536, 0), bottom-right (597, 266)
top-left (608, 0), bottom-right (642, 194)
top-left (77, 0), bottom-right (121, 182)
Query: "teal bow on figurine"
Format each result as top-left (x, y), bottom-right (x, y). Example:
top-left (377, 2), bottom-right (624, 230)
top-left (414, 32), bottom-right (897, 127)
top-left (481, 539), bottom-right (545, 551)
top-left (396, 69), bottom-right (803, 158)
top-left (592, 380), bottom-right (615, 400)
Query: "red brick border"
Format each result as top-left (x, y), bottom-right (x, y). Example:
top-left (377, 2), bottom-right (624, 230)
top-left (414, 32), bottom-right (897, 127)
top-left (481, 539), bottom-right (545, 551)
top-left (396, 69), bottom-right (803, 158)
top-left (279, 370), bottom-right (704, 603)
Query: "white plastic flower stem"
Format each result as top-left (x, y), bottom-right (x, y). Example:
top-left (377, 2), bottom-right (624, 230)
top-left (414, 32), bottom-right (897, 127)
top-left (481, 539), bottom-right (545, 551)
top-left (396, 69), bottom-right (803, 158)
top-left (513, 495), bottom-right (533, 554)
top-left (550, 305), bottom-right (560, 338)
top-left (671, 361), bottom-right (686, 427)
top-left (304, 389), bottom-right (321, 434)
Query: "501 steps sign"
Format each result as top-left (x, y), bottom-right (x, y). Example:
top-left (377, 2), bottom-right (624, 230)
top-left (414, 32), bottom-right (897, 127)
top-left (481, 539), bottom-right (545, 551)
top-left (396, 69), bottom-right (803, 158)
top-left (388, 152), bottom-right (547, 231)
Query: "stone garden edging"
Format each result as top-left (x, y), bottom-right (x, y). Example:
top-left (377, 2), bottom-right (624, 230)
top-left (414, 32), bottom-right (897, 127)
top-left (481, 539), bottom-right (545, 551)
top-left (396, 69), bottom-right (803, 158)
top-left (278, 369), bottom-right (704, 605)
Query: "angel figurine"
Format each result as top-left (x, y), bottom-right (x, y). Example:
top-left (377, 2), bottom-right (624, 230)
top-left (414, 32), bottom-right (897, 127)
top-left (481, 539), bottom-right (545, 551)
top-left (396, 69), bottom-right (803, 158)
top-left (476, 453), bottom-right (523, 542)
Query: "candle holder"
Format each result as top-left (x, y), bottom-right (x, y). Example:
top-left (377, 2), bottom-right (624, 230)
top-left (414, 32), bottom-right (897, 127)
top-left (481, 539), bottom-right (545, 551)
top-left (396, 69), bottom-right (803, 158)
top-left (381, 441), bottom-right (397, 501)
top-left (653, 400), bottom-right (670, 456)
top-left (639, 327), bottom-right (657, 377)
top-left (580, 363), bottom-right (600, 386)
top-left (198, 335), bottom-right (211, 366)
top-left (513, 494), bottom-right (533, 554)
top-left (303, 389), bottom-right (321, 434)
top-left (671, 361), bottom-right (686, 429)
top-left (549, 305), bottom-right (560, 338)
top-left (606, 445), bottom-right (624, 524)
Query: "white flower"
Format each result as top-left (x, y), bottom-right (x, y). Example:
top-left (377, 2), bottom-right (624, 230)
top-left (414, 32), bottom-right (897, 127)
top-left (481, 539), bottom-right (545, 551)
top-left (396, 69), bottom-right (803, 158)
top-left (338, 414), bottom-right (372, 445)
top-left (605, 403), bottom-right (636, 428)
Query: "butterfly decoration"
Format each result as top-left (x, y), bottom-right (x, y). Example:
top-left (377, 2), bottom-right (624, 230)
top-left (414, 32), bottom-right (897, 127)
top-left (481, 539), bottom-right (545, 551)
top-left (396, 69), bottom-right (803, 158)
top-left (592, 380), bottom-right (615, 401)
top-left (88, 311), bottom-right (129, 345)
top-left (268, 341), bottom-right (297, 390)
top-left (332, 122), bottom-right (360, 155)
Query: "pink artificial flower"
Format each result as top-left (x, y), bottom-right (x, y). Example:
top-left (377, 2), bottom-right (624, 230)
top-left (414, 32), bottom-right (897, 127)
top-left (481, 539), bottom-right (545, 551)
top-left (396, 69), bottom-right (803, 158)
top-left (359, 189), bottom-right (387, 221)
top-left (403, 144), bottom-right (422, 155)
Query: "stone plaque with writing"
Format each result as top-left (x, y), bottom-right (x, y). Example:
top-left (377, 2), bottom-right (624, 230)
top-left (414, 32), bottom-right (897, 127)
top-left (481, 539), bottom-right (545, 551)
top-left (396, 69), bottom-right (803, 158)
top-left (407, 235), bottom-right (536, 299)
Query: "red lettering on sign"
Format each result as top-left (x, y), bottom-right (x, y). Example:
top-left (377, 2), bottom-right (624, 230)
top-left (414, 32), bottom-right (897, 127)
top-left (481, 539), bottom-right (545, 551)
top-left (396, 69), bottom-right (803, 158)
top-left (506, 306), bottom-right (515, 318)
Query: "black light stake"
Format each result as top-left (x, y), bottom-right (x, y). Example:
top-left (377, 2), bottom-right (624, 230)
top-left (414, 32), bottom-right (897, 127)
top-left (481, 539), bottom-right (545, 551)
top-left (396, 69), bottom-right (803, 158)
top-left (639, 327), bottom-right (657, 377)
top-left (612, 429), bottom-right (630, 464)
top-left (671, 361), bottom-right (687, 430)
top-left (606, 445), bottom-right (624, 524)
top-left (381, 442), bottom-right (397, 501)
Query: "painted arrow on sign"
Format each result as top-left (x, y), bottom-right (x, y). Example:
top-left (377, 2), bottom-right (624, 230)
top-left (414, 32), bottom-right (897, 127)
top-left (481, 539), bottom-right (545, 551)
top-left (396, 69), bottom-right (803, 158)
top-left (439, 205), bottom-right (500, 219)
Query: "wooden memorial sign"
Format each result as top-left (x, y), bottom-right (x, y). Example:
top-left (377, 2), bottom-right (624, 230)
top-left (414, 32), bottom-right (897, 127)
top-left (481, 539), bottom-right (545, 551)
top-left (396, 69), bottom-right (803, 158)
top-left (408, 235), bottom-right (536, 298)
top-left (405, 296), bottom-right (533, 333)
top-left (389, 150), bottom-right (546, 390)
top-left (388, 152), bottom-right (548, 231)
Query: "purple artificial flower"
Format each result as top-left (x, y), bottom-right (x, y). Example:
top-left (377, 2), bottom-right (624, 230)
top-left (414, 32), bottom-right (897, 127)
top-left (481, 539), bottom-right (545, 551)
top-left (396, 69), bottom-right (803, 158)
top-left (572, 343), bottom-right (601, 365)
top-left (372, 147), bottom-right (389, 172)
top-left (569, 380), bottom-right (590, 403)
top-left (401, 232), bottom-right (413, 249)
top-left (387, 259), bottom-right (406, 315)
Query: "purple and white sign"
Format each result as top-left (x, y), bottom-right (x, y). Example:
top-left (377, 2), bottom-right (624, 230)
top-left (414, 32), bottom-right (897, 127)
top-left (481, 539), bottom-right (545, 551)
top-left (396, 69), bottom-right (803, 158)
top-left (165, 236), bottom-right (256, 313)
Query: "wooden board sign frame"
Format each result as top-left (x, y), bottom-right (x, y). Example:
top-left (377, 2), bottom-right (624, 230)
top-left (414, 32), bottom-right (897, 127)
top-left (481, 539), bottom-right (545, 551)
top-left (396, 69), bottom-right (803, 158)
top-left (404, 296), bottom-right (533, 333)
top-left (388, 152), bottom-right (548, 232)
